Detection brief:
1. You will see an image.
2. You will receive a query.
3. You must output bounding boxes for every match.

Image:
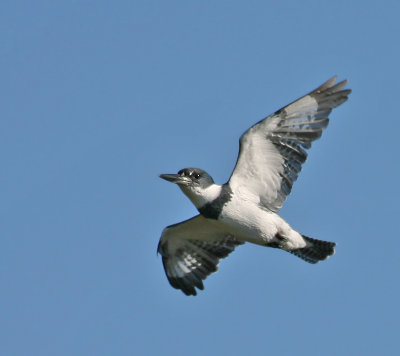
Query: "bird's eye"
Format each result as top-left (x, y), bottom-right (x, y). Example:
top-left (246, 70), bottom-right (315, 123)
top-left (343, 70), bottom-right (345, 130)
top-left (194, 173), bottom-right (200, 179)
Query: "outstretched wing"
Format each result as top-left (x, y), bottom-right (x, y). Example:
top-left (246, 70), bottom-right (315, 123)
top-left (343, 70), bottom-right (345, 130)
top-left (228, 76), bottom-right (351, 212)
top-left (157, 215), bottom-right (244, 296)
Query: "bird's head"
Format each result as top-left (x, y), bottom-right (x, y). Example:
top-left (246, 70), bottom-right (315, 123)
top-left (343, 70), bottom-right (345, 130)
top-left (159, 168), bottom-right (220, 209)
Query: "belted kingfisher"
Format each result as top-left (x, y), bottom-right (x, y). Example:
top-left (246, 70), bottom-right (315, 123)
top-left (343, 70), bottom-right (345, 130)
top-left (158, 76), bottom-right (351, 296)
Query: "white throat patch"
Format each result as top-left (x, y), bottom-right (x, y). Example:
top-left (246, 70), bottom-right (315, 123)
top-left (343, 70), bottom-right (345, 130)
top-left (180, 184), bottom-right (223, 209)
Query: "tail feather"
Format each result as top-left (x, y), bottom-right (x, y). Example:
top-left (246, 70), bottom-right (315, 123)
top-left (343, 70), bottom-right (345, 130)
top-left (290, 235), bottom-right (336, 264)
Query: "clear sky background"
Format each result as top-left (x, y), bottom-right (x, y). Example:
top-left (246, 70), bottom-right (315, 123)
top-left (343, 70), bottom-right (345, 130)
top-left (1, 1), bottom-right (399, 355)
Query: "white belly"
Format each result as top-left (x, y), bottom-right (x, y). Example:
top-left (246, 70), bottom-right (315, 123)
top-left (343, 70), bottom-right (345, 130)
top-left (218, 197), bottom-right (305, 249)
top-left (219, 200), bottom-right (280, 242)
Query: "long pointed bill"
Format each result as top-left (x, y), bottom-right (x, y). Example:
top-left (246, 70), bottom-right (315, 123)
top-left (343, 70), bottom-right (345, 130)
top-left (159, 174), bottom-right (191, 186)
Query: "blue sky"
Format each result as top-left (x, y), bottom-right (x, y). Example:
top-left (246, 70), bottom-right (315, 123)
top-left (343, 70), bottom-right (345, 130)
top-left (1, 1), bottom-right (399, 355)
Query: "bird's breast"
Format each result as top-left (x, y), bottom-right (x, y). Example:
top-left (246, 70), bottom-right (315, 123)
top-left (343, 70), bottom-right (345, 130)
top-left (218, 198), bottom-right (282, 244)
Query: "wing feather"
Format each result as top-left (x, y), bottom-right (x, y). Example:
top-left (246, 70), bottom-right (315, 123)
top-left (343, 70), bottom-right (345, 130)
top-left (228, 76), bottom-right (351, 212)
top-left (157, 215), bottom-right (244, 296)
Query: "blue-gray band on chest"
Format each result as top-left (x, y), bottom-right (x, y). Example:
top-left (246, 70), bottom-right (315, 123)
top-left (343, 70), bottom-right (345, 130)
top-left (198, 184), bottom-right (232, 220)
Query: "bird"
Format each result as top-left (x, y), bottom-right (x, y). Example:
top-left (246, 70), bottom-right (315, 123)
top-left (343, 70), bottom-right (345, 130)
top-left (158, 76), bottom-right (351, 296)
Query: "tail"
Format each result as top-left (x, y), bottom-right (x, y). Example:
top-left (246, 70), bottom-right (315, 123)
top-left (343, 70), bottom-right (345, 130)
top-left (289, 235), bottom-right (336, 264)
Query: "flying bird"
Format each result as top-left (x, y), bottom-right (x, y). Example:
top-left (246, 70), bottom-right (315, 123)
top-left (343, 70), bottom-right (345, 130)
top-left (158, 76), bottom-right (351, 295)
